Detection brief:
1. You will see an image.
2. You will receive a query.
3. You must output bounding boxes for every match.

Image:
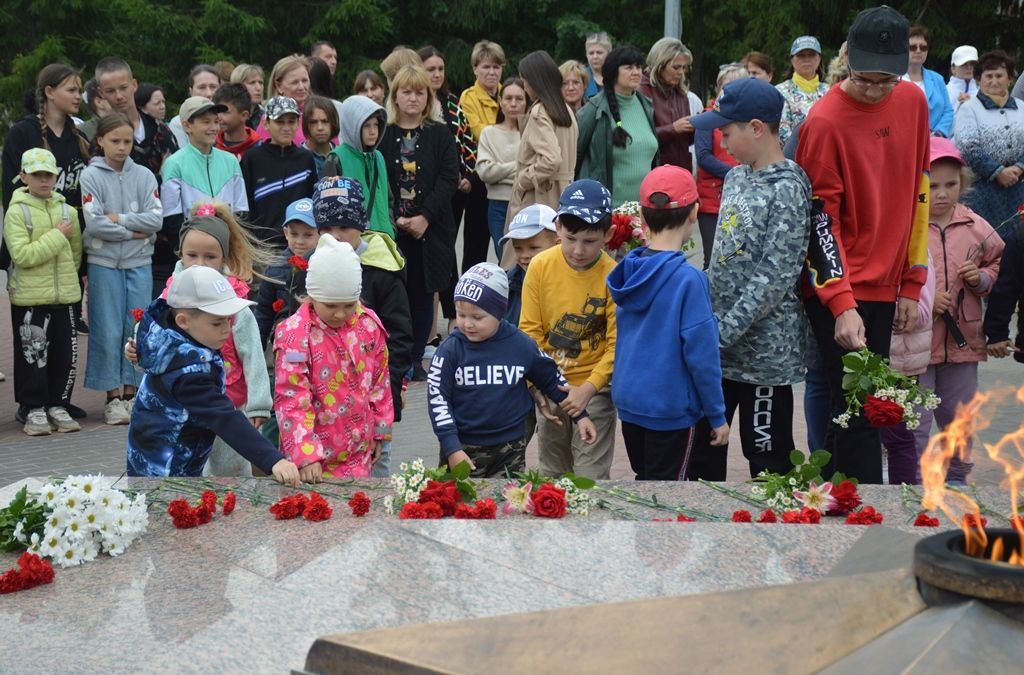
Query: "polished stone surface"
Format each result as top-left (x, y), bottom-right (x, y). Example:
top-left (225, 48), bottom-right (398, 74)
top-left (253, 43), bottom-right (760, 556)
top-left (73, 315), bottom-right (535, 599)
top-left (0, 477), bottom-right (1014, 673)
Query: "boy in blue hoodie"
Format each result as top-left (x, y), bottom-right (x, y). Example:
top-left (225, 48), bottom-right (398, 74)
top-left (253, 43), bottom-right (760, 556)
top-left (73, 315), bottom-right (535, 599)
top-left (127, 264), bottom-right (300, 485)
top-left (428, 263), bottom-right (597, 477)
top-left (607, 166), bottom-right (729, 480)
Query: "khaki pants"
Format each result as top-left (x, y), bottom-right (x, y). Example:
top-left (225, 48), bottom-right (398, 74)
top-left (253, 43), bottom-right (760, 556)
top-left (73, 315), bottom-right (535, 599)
top-left (536, 387), bottom-right (617, 479)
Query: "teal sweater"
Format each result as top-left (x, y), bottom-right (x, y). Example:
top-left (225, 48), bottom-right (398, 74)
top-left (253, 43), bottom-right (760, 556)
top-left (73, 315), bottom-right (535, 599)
top-left (612, 93), bottom-right (659, 207)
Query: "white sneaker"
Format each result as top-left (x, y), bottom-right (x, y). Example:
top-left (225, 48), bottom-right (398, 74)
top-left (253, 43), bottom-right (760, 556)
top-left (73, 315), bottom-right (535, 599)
top-left (104, 398), bottom-right (130, 425)
top-left (0, 370), bottom-right (6, 381)
top-left (24, 408), bottom-right (51, 436)
top-left (123, 397), bottom-right (135, 417)
top-left (47, 406), bottom-right (81, 433)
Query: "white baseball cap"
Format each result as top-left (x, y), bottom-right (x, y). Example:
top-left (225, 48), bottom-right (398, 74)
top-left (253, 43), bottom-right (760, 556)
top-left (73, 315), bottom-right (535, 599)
top-left (167, 266), bottom-right (254, 316)
top-left (499, 204), bottom-right (558, 245)
top-left (950, 45), bottom-right (979, 67)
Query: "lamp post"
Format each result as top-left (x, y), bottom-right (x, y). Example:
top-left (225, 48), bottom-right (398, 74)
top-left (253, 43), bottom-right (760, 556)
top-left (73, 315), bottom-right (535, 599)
top-left (664, 0), bottom-right (681, 38)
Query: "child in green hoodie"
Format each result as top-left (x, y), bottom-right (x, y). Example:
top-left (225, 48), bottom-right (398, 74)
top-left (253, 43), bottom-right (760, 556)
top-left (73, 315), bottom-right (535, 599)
top-left (323, 95), bottom-right (395, 239)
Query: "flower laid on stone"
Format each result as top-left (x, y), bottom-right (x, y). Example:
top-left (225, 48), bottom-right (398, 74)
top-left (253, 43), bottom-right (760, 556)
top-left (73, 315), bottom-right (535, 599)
top-left (506, 470), bottom-right (593, 517)
top-left (1011, 515), bottom-right (1024, 530)
top-left (913, 512), bottom-right (940, 527)
top-left (168, 498), bottom-right (213, 529)
top-left (731, 510), bottom-right (753, 523)
top-left (792, 481), bottom-right (838, 514)
top-left (532, 483), bottom-right (568, 519)
top-left (304, 493), bottom-right (332, 521)
top-left (398, 502), bottom-right (444, 519)
top-left (269, 494), bottom-right (308, 520)
top-left (502, 482), bottom-right (535, 515)
top-left (756, 509), bottom-right (778, 523)
top-left (386, 459), bottom-right (477, 515)
top-left (834, 348), bottom-right (938, 430)
top-left (418, 480), bottom-right (462, 517)
top-left (1, 476), bottom-right (148, 567)
top-left (845, 506), bottom-right (884, 525)
top-left (675, 514), bottom-right (696, 522)
top-left (454, 499), bottom-right (498, 520)
top-left (826, 480), bottom-right (862, 516)
top-left (962, 514), bottom-right (987, 529)
top-left (348, 492), bottom-right (371, 517)
top-left (749, 450), bottom-right (850, 513)
top-left (781, 507), bottom-right (822, 524)
top-left (222, 492), bottom-right (237, 516)
top-left (0, 552), bottom-right (55, 594)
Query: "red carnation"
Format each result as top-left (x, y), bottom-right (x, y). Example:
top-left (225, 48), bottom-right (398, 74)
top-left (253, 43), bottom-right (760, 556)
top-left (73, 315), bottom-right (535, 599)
top-left (304, 492), bottom-right (333, 521)
top-left (196, 504), bottom-right (215, 525)
top-left (0, 554), bottom-right (55, 594)
top-left (651, 517), bottom-right (674, 522)
top-left (826, 480), bottom-right (862, 516)
top-left (731, 510), bottom-right (752, 523)
top-left (845, 506), bottom-right (884, 525)
top-left (288, 255), bottom-right (309, 271)
top-left (1011, 515), bottom-right (1024, 530)
top-left (399, 501), bottom-right (444, 519)
top-left (272, 298), bottom-right (285, 313)
top-left (676, 514), bottom-right (697, 522)
top-left (532, 483), bottom-right (567, 519)
top-left (454, 498), bottom-right (498, 520)
top-left (348, 491), bottom-right (371, 517)
top-left (269, 493), bottom-right (309, 520)
top-left (963, 513), bottom-right (987, 529)
top-left (130, 307), bottom-right (145, 322)
top-left (418, 480), bottom-right (462, 517)
top-left (222, 491), bottom-right (237, 516)
top-left (863, 395), bottom-right (905, 428)
top-left (757, 509), bottom-right (777, 523)
top-left (782, 507), bottom-right (821, 524)
top-left (913, 512), bottom-right (940, 527)
top-left (201, 491), bottom-right (217, 511)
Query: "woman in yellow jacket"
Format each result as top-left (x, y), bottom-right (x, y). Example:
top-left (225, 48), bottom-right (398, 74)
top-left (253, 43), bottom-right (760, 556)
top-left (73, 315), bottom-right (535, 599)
top-left (4, 149), bottom-right (83, 436)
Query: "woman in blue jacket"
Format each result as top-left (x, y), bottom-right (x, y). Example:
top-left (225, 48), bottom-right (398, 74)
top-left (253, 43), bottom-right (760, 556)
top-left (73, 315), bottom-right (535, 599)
top-left (903, 26), bottom-right (953, 137)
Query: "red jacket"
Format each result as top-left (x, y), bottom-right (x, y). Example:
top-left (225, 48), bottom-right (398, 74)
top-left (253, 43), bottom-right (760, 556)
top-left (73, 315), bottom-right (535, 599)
top-left (216, 127), bottom-right (261, 161)
top-left (696, 101), bottom-right (738, 215)
top-left (796, 82), bottom-right (931, 316)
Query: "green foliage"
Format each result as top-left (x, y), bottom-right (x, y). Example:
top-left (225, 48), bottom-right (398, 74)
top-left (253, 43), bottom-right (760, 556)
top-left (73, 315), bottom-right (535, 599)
top-left (0, 486), bottom-right (47, 553)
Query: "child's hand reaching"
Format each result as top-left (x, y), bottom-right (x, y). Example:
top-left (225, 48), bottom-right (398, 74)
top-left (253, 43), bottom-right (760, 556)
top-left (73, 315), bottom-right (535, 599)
top-left (531, 388), bottom-right (562, 425)
top-left (124, 338), bottom-right (138, 364)
top-left (272, 459), bottom-right (301, 487)
top-left (446, 449), bottom-right (476, 472)
top-left (577, 417), bottom-right (598, 444)
top-left (558, 382), bottom-right (596, 418)
top-left (709, 423), bottom-right (730, 446)
top-left (299, 461), bottom-right (323, 484)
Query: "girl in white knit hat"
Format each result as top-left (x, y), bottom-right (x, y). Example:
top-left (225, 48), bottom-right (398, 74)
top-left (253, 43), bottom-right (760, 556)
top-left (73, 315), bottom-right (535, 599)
top-left (273, 235), bottom-right (394, 480)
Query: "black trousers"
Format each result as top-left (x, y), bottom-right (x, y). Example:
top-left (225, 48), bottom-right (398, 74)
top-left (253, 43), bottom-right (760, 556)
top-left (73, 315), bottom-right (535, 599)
top-left (804, 297), bottom-right (896, 484)
top-left (689, 379), bottom-right (795, 480)
top-left (621, 421), bottom-right (696, 481)
top-left (12, 304), bottom-right (77, 409)
top-left (461, 174), bottom-right (491, 272)
top-left (697, 212), bottom-right (718, 270)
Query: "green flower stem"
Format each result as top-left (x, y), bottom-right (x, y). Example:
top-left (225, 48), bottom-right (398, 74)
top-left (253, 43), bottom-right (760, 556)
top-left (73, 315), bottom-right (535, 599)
top-left (698, 479), bottom-right (765, 508)
top-left (594, 498), bottom-right (643, 520)
top-left (592, 486), bottom-right (726, 521)
top-left (957, 484), bottom-right (1009, 524)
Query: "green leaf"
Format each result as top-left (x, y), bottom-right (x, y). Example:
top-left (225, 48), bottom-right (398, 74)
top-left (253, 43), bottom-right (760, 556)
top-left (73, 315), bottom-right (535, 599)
top-left (651, 493), bottom-right (659, 505)
top-left (789, 450), bottom-right (805, 468)
top-left (450, 461), bottom-right (472, 481)
top-left (809, 450), bottom-right (831, 467)
top-left (859, 375), bottom-right (872, 390)
top-left (563, 472), bottom-right (595, 490)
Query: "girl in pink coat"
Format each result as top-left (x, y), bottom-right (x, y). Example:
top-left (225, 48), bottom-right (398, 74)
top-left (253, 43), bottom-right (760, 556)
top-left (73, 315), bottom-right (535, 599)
top-left (274, 235), bottom-right (393, 480)
top-left (911, 138), bottom-right (1004, 484)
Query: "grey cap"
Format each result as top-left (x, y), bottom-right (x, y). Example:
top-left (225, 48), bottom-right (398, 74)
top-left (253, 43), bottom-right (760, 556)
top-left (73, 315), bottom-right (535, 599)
top-left (265, 96), bottom-right (300, 120)
top-left (179, 96), bottom-right (227, 122)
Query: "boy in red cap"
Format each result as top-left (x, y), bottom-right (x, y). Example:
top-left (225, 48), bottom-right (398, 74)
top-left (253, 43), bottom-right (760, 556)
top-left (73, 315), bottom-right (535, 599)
top-left (686, 77), bottom-right (812, 480)
top-left (607, 165), bottom-right (729, 480)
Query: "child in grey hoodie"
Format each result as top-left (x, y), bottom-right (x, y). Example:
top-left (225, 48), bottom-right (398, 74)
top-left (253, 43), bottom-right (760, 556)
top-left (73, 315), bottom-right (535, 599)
top-left (81, 113), bottom-right (163, 425)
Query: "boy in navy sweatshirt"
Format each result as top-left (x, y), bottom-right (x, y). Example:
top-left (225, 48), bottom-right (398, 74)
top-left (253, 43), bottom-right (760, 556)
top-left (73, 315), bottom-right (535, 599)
top-left (606, 166), bottom-right (729, 480)
top-left (428, 263), bottom-right (597, 477)
top-left (126, 265), bottom-right (300, 485)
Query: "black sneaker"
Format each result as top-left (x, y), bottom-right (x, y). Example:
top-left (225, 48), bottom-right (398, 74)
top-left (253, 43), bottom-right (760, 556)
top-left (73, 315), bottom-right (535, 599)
top-left (66, 403), bottom-right (88, 420)
top-left (411, 363), bottom-right (428, 382)
top-left (75, 317), bottom-right (89, 335)
top-left (15, 405), bottom-right (28, 424)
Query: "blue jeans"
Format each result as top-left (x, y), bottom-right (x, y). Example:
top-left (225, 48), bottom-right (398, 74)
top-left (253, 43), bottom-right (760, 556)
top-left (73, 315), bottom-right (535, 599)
top-left (371, 440), bottom-right (392, 477)
top-left (487, 200), bottom-right (509, 259)
top-left (803, 362), bottom-right (830, 452)
top-left (85, 264), bottom-right (151, 391)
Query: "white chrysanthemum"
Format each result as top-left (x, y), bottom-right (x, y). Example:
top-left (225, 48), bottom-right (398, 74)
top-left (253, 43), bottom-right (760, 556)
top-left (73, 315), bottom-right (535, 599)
top-left (46, 508), bottom-right (70, 532)
top-left (64, 513), bottom-right (87, 539)
top-left (27, 532), bottom-right (41, 553)
top-left (54, 541), bottom-right (84, 568)
top-left (77, 474), bottom-right (101, 497)
top-left (37, 483), bottom-right (61, 508)
top-left (399, 462), bottom-right (409, 473)
top-left (12, 519), bottom-right (26, 543)
top-left (383, 496), bottom-right (395, 514)
top-left (59, 488), bottom-right (87, 514)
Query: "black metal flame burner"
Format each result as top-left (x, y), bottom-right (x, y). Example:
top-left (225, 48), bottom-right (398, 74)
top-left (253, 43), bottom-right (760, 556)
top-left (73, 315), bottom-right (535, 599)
top-left (914, 529), bottom-right (1024, 622)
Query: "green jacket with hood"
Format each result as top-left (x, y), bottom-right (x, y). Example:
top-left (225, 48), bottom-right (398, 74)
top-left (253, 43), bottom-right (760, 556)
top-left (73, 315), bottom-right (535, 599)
top-left (3, 187), bottom-right (83, 306)
top-left (326, 96), bottom-right (395, 239)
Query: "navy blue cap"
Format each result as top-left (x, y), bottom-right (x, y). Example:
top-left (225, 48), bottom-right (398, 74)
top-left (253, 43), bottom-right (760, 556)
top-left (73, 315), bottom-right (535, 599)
top-left (555, 179), bottom-right (612, 224)
top-left (313, 176), bottom-right (368, 231)
top-left (690, 78), bottom-right (785, 130)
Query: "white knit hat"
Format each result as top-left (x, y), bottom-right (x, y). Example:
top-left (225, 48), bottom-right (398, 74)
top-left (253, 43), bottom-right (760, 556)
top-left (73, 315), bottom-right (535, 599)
top-left (305, 235), bottom-right (362, 302)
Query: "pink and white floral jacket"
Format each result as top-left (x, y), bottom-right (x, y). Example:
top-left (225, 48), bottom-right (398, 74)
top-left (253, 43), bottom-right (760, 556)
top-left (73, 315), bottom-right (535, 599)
top-left (274, 302), bottom-right (393, 477)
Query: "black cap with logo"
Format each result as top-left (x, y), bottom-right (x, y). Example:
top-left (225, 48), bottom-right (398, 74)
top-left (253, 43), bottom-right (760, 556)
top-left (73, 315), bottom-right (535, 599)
top-left (846, 5), bottom-right (909, 76)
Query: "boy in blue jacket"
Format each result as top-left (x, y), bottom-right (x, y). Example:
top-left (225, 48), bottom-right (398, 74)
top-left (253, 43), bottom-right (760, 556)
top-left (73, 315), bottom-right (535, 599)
top-left (428, 263), bottom-right (597, 477)
top-left (606, 166), bottom-right (729, 480)
top-left (127, 264), bottom-right (300, 485)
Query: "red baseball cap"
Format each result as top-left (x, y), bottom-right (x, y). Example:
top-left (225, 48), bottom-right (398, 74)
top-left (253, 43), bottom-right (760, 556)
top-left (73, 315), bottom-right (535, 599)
top-left (640, 165), bottom-right (699, 209)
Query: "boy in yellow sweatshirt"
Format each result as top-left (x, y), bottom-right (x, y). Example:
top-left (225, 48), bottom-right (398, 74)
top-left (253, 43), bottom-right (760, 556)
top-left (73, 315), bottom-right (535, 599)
top-left (520, 179), bottom-right (617, 478)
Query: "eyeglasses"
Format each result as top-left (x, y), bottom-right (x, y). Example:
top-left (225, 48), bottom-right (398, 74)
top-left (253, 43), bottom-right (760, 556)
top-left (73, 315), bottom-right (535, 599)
top-left (562, 80), bottom-right (583, 89)
top-left (848, 75), bottom-right (900, 91)
top-left (909, 44), bottom-right (929, 52)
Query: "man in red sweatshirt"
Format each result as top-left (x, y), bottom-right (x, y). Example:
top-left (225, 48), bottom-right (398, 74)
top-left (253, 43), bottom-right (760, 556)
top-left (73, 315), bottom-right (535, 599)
top-left (795, 5), bottom-right (930, 484)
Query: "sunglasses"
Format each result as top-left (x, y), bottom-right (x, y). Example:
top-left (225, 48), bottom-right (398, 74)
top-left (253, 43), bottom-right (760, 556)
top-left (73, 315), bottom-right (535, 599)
top-left (909, 44), bottom-right (929, 52)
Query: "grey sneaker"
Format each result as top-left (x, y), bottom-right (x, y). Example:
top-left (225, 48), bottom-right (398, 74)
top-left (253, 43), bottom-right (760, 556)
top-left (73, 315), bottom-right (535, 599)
top-left (47, 406), bottom-right (81, 433)
top-left (104, 398), bottom-right (130, 425)
top-left (24, 408), bottom-right (51, 436)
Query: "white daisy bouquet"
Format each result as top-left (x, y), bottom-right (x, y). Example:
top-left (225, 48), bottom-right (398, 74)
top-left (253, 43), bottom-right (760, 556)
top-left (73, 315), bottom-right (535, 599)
top-left (0, 475), bottom-right (148, 568)
top-left (383, 458), bottom-right (477, 515)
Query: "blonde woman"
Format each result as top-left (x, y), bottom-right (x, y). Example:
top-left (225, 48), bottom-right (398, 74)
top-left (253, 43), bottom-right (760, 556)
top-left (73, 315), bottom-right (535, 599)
top-left (584, 31), bottom-right (612, 97)
top-left (230, 64), bottom-right (265, 129)
top-left (639, 37), bottom-right (703, 172)
top-left (559, 60), bottom-right (589, 111)
top-left (257, 55), bottom-right (310, 143)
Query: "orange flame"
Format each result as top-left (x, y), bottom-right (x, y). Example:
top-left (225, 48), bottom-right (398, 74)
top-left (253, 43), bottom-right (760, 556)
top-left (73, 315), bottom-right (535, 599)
top-left (919, 384), bottom-right (1024, 566)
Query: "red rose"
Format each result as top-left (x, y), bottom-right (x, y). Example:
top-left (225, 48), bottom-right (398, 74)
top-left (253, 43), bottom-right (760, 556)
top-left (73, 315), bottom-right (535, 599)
top-left (963, 513), bottom-right (987, 529)
top-left (399, 501), bottom-right (444, 519)
top-left (289, 255), bottom-right (309, 271)
top-left (304, 493), bottom-right (333, 521)
top-left (844, 506), bottom-right (884, 525)
top-left (676, 514), bottom-right (696, 522)
top-left (222, 491), bottom-right (237, 516)
top-left (826, 480), bottom-right (862, 516)
top-left (130, 308), bottom-right (145, 322)
top-left (201, 491), bottom-right (217, 511)
top-left (272, 298), bottom-right (285, 313)
top-left (270, 493), bottom-right (309, 520)
top-left (418, 480), bottom-right (462, 517)
top-left (757, 509), bottom-right (777, 523)
top-left (863, 395), bottom-right (905, 428)
top-left (532, 483), bottom-right (567, 519)
top-left (731, 510), bottom-right (752, 523)
top-left (348, 491), bottom-right (371, 517)
top-left (913, 512), bottom-right (940, 527)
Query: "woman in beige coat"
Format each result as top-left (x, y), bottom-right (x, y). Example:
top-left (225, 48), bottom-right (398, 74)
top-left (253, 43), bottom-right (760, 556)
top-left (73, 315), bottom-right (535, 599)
top-left (508, 51), bottom-right (578, 228)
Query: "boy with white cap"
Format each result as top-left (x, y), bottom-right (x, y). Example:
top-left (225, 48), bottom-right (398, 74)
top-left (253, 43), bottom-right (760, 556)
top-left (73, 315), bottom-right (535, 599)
top-left (127, 265), bottom-right (300, 484)
top-left (947, 45), bottom-right (979, 114)
top-left (274, 235), bottom-right (394, 480)
top-left (428, 262), bottom-right (597, 477)
top-left (499, 203), bottom-right (559, 326)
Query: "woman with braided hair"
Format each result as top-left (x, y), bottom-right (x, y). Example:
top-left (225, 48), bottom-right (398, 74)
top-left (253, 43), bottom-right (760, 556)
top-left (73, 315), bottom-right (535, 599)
top-left (575, 46), bottom-right (658, 207)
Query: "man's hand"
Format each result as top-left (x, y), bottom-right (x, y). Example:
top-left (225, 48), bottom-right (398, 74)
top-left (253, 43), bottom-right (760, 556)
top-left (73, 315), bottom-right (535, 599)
top-left (577, 417), bottom-right (598, 443)
top-left (709, 423), bottom-right (730, 446)
top-left (933, 290), bottom-right (953, 316)
top-left (531, 388), bottom-right (562, 425)
top-left (892, 297), bottom-right (919, 334)
top-left (299, 461), bottom-right (323, 484)
top-left (834, 309), bottom-right (866, 350)
top-left (272, 459), bottom-right (301, 488)
top-left (446, 449), bottom-right (476, 471)
top-left (958, 261), bottom-right (981, 288)
top-left (987, 340), bottom-right (1018, 358)
top-left (558, 381), bottom-right (596, 418)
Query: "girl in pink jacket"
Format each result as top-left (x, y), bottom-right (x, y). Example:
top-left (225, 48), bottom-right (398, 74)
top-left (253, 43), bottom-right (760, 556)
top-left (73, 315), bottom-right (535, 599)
top-left (911, 138), bottom-right (1004, 484)
top-left (274, 235), bottom-right (393, 480)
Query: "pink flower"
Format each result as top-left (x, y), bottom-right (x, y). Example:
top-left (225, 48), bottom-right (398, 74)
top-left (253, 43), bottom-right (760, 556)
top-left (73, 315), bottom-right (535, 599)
top-left (502, 482), bottom-right (534, 515)
top-left (792, 481), bottom-right (837, 514)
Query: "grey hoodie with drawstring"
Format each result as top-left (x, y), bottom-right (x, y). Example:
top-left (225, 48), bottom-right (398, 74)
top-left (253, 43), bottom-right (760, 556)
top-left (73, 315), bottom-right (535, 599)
top-left (80, 156), bottom-right (163, 269)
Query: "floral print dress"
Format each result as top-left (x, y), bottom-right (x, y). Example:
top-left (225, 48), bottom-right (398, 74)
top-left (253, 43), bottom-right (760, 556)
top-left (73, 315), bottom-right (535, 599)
top-left (274, 302), bottom-right (393, 477)
top-left (776, 79), bottom-right (830, 146)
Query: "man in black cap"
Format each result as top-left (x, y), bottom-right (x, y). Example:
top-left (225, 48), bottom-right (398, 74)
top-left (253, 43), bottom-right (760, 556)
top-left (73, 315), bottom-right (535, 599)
top-left (794, 5), bottom-right (931, 484)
